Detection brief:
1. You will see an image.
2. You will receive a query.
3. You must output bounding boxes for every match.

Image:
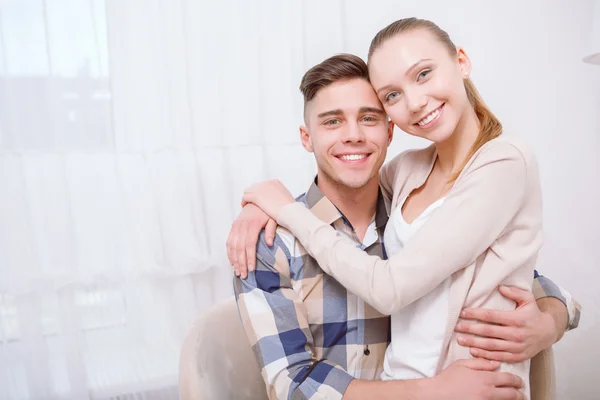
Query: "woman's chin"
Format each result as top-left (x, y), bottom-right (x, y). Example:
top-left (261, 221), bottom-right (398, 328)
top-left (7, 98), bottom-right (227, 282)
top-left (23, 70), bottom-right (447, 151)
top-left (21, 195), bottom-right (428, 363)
top-left (407, 126), bottom-right (454, 144)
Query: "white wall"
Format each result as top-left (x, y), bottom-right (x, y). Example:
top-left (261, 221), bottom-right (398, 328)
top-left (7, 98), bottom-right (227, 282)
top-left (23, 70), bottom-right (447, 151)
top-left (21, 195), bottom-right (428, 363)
top-left (300, 1), bottom-right (599, 398)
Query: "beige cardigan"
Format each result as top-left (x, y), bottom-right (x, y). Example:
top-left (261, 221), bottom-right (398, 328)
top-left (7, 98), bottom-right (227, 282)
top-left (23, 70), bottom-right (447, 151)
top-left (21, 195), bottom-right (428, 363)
top-left (277, 137), bottom-right (543, 397)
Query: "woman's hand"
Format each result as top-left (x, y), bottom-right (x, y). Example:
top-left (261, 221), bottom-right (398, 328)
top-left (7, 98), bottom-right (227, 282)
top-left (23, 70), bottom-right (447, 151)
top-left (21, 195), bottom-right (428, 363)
top-left (242, 179), bottom-right (296, 222)
top-left (226, 204), bottom-right (277, 279)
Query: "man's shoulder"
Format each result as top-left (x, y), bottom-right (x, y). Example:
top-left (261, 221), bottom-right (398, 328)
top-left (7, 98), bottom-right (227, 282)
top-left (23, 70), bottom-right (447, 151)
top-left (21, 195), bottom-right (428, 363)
top-left (255, 225), bottom-right (296, 259)
top-left (254, 222), bottom-right (307, 278)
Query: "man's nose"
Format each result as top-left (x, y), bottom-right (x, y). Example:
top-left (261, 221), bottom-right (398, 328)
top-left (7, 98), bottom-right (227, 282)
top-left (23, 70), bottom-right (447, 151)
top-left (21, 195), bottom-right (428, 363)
top-left (342, 122), bottom-right (366, 143)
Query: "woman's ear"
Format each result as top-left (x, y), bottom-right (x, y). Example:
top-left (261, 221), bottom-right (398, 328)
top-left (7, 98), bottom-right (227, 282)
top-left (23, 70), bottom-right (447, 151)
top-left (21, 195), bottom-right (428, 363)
top-left (300, 125), bottom-right (313, 152)
top-left (456, 47), bottom-right (472, 78)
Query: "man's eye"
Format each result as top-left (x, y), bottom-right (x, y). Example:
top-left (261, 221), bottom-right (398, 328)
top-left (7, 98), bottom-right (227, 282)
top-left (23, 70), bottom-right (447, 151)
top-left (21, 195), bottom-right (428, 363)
top-left (325, 119), bottom-right (340, 126)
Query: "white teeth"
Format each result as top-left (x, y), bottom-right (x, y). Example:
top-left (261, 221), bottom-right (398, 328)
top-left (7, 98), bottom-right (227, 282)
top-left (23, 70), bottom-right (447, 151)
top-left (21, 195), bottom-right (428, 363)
top-left (418, 107), bottom-right (441, 126)
top-left (340, 154), bottom-right (367, 161)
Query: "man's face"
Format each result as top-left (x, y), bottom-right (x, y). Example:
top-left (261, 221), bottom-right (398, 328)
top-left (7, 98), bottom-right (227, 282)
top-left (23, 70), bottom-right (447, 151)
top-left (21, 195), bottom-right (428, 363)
top-left (301, 78), bottom-right (393, 190)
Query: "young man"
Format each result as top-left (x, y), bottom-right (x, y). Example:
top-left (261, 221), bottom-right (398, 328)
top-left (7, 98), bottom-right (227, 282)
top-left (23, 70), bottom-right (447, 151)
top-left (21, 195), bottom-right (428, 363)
top-left (232, 54), bottom-right (580, 400)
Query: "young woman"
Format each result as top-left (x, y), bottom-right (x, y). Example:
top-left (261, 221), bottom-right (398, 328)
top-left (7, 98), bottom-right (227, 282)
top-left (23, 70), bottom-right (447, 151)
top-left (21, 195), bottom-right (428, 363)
top-left (235, 18), bottom-right (542, 396)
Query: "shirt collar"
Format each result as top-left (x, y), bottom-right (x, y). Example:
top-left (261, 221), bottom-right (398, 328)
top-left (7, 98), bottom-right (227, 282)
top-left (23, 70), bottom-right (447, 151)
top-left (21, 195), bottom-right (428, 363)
top-left (304, 177), bottom-right (390, 229)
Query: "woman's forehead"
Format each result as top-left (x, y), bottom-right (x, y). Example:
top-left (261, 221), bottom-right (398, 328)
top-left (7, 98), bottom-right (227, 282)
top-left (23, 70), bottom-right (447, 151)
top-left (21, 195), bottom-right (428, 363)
top-left (369, 30), bottom-right (449, 79)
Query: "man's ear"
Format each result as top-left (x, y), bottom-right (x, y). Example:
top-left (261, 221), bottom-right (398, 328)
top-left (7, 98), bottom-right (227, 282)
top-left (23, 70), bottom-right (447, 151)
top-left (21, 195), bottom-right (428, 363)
top-left (300, 125), bottom-right (313, 152)
top-left (387, 120), bottom-right (394, 146)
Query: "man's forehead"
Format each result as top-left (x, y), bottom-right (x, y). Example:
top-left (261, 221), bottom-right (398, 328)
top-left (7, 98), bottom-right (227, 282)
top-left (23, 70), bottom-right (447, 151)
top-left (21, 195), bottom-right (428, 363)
top-left (308, 79), bottom-right (383, 117)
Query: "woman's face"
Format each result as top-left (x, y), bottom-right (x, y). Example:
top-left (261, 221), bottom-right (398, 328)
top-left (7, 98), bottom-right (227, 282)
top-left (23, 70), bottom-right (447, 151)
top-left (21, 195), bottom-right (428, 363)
top-left (369, 28), bottom-right (472, 143)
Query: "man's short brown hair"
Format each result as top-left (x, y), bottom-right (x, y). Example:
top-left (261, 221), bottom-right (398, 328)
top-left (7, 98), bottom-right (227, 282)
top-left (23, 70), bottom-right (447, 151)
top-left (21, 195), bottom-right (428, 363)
top-left (299, 53), bottom-right (369, 105)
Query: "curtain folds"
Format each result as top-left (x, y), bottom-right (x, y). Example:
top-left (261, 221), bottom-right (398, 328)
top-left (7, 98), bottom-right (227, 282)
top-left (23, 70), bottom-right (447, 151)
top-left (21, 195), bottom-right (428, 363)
top-left (0, 0), bottom-right (315, 398)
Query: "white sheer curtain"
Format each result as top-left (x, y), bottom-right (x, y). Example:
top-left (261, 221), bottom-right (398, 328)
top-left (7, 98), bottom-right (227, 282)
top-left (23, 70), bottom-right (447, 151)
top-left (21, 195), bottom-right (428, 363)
top-left (0, 0), bottom-right (316, 398)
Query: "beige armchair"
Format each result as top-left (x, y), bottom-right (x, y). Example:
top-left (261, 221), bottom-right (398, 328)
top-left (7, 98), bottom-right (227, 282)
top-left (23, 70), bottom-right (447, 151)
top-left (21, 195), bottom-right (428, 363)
top-left (178, 297), bottom-right (267, 400)
top-left (179, 297), bottom-right (556, 400)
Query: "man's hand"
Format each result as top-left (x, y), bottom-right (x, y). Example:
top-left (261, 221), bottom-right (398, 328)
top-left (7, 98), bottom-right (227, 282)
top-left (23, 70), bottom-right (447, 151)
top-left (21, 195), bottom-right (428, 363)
top-left (455, 286), bottom-right (563, 363)
top-left (343, 359), bottom-right (524, 400)
top-left (424, 359), bottom-right (525, 400)
top-left (226, 204), bottom-right (277, 279)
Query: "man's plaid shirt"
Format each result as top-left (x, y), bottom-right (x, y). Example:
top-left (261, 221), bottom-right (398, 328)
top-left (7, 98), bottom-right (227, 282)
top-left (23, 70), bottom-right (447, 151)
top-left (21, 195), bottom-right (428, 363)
top-left (234, 181), bottom-right (581, 400)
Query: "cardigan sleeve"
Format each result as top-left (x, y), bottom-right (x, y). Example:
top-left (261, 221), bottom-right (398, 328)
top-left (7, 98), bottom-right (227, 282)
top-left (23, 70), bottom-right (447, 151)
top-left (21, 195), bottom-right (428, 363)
top-left (277, 142), bottom-right (540, 315)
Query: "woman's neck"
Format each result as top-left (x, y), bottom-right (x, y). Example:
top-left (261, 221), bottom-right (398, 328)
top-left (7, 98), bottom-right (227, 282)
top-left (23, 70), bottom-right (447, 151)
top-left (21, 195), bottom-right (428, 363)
top-left (435, 106), bottom-right (480, 176)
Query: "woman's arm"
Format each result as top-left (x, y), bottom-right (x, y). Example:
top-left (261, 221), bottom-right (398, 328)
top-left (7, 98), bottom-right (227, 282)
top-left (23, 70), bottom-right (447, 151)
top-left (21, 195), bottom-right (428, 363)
top-left (275, 143), bottom-right (540, 315)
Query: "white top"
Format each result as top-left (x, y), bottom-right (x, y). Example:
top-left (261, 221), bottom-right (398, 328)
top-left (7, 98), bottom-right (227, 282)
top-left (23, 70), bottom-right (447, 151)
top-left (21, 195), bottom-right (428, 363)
top-left (381, 195), bottom-right (450, 380)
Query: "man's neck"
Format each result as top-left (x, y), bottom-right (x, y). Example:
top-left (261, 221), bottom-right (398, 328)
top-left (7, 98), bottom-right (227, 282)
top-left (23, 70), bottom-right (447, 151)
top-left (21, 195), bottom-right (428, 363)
top-left (316, 173), bottom-right (379, 241)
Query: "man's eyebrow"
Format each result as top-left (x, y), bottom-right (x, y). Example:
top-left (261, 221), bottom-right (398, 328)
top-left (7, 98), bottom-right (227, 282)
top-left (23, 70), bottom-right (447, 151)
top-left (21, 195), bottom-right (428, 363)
top-left (317, 109), bottom-right (344, 118)
top-left (359, 106), bottom-right (385, 115)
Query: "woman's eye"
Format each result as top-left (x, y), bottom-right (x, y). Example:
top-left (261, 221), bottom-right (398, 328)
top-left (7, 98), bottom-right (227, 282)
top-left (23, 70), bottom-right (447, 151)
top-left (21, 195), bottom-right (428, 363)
top-left (417, 69), bottom-right (431, 80)
top-left (385, 92), bottom-right (400, 102)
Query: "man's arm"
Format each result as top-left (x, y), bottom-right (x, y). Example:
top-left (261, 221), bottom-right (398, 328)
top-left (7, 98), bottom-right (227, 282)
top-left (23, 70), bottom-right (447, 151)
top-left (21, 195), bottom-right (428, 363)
top-left (234, 231), bottom-right (355, 399)
top-left (533, 270), bottom-right (581, 332)
top-left (456, 272), bottom-right (582, 362)
top-left (343, 359), bottom-right (524, 400)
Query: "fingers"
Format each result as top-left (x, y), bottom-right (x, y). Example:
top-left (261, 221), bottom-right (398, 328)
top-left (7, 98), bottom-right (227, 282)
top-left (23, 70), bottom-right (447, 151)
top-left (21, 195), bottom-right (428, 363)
top-left (491, 388), bottom-right (525, 400)
top-left (498, 285), bottom-right (535, 305)
top-left (460, 308), bottom-right (523, 327)
top-left (457, 335), bottom-right (520, 353)
top-left (241, 193), bottom-right (252, 208)
top-left (455, 320), bottom-right (519, 341)
top-left (469, 348), bottom-right (523, 363)
top-left (492, 372), bottom-right (524, 389)
top-left (235, 221), bottom-right (249, 279)
top-left (245, 242), bottom-right (257, 274)
top-left (226, 230), bottom-right (238, 276)
top-left (228, 204), bottom-right (273, 278)
top-left (455, 358), bottom-right (500, 371)
top-left (265, 218), bottom-right (277, 247)
top-left (246, 221), bottom-right (265, 273)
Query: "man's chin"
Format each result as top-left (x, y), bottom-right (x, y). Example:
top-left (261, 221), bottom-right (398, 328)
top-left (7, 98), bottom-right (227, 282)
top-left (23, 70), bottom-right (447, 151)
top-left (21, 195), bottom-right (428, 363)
top-left (336, 177), bottom-right (374, 190)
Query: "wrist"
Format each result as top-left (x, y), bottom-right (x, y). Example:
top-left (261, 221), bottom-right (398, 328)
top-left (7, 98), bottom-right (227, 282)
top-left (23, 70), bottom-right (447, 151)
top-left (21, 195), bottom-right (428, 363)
top-left (541, 309), bottom-right (563, 344)
top-left (538, 297), bottom-right (568, 343)
top-left (344, 378), bottom-right (432, 400)
top-left (275, 200), bottom-right (296, 222)
top-left (412, 377), bottom-right (438, 400)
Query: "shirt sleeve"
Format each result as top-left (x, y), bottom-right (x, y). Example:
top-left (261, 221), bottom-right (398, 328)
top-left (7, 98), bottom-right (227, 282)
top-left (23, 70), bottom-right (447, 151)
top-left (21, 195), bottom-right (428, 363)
top-left (234, 231), bottom-right (354, 400)
top-left (277, 142), bottom-right (542, 315)
top-left (532, 270), bottom-right (582, 331)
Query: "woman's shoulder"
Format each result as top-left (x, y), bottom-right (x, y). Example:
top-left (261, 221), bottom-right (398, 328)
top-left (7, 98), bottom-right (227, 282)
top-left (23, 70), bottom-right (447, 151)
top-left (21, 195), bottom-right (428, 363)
top-left (456, 136), bottom-right (540, 189)
top-left (385, 144), bottom-right (436, 170)
top-left (380, 145), bottom-right (436, 190)
top-left (472, 136), bottom-right (538, 168)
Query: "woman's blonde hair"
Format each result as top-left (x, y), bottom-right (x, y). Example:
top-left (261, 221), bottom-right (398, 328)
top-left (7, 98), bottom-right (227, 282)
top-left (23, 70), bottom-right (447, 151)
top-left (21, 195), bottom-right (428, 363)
top-left (368, 18), bottom-right (503, 181)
